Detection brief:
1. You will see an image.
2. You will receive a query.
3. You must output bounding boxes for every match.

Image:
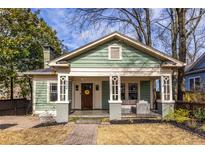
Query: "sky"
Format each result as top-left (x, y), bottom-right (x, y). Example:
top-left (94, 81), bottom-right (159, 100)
top-left (33, 8), bottom-right (122, 51)
top-left (31, 8), bottom-right (205, 61)
top-left (32, 8), bottom-right (163, 52)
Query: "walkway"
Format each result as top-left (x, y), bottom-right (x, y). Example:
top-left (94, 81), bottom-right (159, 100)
top-left (64, 124), bottom-right (97, 145)
top-left (0, 116), bottom-right (40, 130)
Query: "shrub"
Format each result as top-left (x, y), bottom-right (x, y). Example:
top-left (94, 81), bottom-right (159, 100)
top-left (184, 91), bottom-right (205, 103)
top-left (193, 108), bottom-right (205, 122)
top-left (165, 108), bottom-right (190, 123)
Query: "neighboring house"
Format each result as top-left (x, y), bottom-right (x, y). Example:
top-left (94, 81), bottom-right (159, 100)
top-left (185, 52), bottom-right (205, 92)
top-left (25, 32), bottom-right (184, 121)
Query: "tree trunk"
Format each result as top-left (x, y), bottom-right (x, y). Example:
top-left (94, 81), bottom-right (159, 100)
top-left (10, 77), bottom-right (13, 100)
top-left (176, 9), bottom-right (187, 101)
top-left (28, 77), bottom-right (33, 113)
top-left (170, 9), bottom-right (178, 100)
top-left (144, 8), bottom-right (152, 46)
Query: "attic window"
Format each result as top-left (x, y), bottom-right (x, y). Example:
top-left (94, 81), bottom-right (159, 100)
top-left (108, 46), bottom-right (122, 60)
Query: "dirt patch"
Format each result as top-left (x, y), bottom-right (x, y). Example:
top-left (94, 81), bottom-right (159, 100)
top-left (97, 123), bottom-right (205, 144)
top-left (0, 123), bottom-right (74, 144)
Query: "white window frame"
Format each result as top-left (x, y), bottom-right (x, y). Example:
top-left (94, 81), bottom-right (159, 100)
top-left (108, 45), bottom-right (122, 60)
top-left (189, 76), bottom-right (201, 91)
top-left (47, 81), bottom-right (58, 103)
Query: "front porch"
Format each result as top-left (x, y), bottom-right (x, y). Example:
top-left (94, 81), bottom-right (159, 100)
top-left (55, 69), bottom-right (175, 122)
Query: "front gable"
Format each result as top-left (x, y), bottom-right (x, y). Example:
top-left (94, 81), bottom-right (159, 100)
top-left (67, 40), bottom-right (162, 68)
top-left (49, 32), bottom-right (184, 68)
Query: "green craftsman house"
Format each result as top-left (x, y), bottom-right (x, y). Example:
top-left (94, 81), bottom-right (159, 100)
top-left (25, 32), bottom-right (184, 122)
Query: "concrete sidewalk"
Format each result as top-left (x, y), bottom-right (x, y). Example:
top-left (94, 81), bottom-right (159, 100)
top-left (0, 116), bottom-right (40, 130)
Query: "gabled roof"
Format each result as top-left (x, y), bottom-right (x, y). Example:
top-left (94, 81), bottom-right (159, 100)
top-left (49, 32), bottom-right (184, 67)
top-left (185, 52), bottom-right (205, 73)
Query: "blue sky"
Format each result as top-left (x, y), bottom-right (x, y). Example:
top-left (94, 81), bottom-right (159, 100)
top-left (33, 9), bottom-right (79, 50)
top-left (33, 8), bottom-right (124, 51)
top-left (32, 8), bottom-right (163, 52)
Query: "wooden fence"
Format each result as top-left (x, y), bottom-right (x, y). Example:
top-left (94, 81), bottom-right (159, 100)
top-left (0, 99), bottom-right (32, 116)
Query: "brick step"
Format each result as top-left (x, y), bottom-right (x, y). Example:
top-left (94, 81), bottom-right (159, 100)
top-left (76, 118), bottom-right (101, 124)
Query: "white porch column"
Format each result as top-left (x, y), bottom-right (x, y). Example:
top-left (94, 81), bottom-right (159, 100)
top-left (56, 73), bottom-right (70, 123)
top-left (108, 75), bottom-right (122, 120)
top-left (159, 74), bottom-right (175, 117)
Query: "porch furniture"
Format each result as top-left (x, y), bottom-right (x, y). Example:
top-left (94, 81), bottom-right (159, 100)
top-left (136, 100), bottom-right (150, 114)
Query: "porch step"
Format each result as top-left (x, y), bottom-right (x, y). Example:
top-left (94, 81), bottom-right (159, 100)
top-left (75, 118), bottom-right (103, 124)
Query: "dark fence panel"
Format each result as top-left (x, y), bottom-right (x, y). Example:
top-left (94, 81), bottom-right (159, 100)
top-left (0, 99), bottom-right (32, 116)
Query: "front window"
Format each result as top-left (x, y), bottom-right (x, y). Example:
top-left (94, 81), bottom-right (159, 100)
top-left (49, 82), bottom-right (57, 102)
top-left (190, 77), bottom-right (201, 91)
top-left (128, 83), bottom-right (138, 100)
top-left (190, 78), bottom-right (194, 91)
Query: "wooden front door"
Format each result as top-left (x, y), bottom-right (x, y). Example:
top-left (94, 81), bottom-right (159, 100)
top-left (81, 83), bottom-right (93, 109)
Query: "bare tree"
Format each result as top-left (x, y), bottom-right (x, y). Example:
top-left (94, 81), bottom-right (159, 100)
top-left (186, 22), bottom-right (205, 63)
top-left (68, 8), bottom-right (153, 46)
top-left (68, 8), bottom-right (205, 101)
top-left (156, 8), bottom-right (205, 100)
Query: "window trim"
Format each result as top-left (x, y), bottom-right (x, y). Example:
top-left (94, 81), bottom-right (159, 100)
top-left (189, 76), bottom-right (201, 91)
top-left (48, 81), bottom-right (58, 103)
top-left (108, 45), bottom-right (122, 60)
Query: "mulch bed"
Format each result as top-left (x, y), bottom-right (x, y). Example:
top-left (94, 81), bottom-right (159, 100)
top-left (110, 119), bottom-right (162, 124)
top-left (169, 121), bottom-right (205, 139)
top-left (33, 122), bottom-right (67, 128)
top-left (110, 119), bottom-right (205, 139)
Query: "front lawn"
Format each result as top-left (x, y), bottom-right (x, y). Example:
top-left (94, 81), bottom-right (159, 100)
top-left (97, 123), bottom-right (205, 144)
top-left (0, 123), bottom-right (74, 145)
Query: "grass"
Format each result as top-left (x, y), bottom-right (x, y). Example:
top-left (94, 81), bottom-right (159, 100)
top-left (97, 123), bottom-right (205, 144)
top-left (0, 123), bottom-right (74, 145)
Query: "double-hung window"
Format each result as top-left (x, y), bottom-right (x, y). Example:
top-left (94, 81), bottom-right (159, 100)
top-left (190, 77), bottom-right (201, 91)
top-left (49, 82), bottom-right (57, 102)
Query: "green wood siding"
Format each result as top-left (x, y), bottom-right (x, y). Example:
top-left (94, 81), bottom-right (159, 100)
top-left (35, 81), bottom-right (56, 111)
top-left (140, 81), bottom-right (150, 103)
top-left (102, 81), bottom-right (109, 109)
top-left (68, 40), bottom-right (162, 68)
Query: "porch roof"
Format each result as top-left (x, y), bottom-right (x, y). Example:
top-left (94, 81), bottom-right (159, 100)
top-left (23, 67), bottom-right (57, 75)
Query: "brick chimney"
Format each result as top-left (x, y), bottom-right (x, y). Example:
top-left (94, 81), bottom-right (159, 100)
top-left (43, 46), bottom-right (55, 68)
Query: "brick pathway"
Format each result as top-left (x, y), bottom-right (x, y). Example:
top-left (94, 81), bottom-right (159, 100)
top-left (64, 124), bottom-right (97, 145)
